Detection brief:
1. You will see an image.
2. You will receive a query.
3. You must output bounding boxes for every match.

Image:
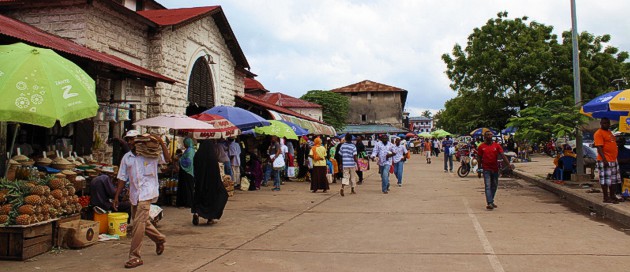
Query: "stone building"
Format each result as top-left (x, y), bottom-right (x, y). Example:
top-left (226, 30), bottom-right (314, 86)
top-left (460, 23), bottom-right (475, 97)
top-left (0, 0), bottom-right (253, 163)
top-left (331, 80), bottom-right (408, 133)
top-left (409, 116), bottom-right (434, 133)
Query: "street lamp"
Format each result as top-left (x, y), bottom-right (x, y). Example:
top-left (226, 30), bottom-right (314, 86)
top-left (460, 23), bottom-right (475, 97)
top-left (571, 0), bottom-right (585, 176)
top-left (611, 78), bottom-right (627, 90)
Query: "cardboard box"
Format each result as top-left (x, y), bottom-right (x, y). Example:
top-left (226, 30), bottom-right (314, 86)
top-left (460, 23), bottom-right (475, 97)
top-left (57, 220), bottom-right (99, 249)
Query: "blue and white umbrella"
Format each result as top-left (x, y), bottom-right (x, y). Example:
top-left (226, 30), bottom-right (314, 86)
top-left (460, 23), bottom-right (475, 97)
top-left (277, 120), bottom-right (309, 136)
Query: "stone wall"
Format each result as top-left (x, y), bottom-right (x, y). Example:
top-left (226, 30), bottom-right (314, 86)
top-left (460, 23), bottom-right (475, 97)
top-left (344, 92), bottom-right (403, 126)
top-left (4, 0), bottom-right (89, 42)
top-left (148, 15), bottom-right (245, 116)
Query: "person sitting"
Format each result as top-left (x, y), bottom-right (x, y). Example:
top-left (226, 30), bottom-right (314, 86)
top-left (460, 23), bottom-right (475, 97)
top-left (552, 145), bottom-right (577, 180)
top-left (90, 167), bottom-right (131, 217)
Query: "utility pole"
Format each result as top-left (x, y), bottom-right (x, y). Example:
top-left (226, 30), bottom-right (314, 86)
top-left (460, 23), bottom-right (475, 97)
top-left (571, 0), bottom-right (584, 176)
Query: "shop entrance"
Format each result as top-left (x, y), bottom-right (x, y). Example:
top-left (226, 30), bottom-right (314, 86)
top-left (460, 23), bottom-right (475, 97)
top-left (186, 57), bottom-right (215, 116)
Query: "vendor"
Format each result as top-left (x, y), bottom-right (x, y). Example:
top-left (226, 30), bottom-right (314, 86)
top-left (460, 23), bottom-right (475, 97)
top-left (552, 145), bottom-right (577, 180)
top-left (90, 167), bottom-right (131, 216)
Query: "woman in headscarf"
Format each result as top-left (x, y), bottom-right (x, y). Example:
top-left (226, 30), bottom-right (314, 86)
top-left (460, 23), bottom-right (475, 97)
top-left (191, 140), bottom-right (229, 225)
top-left (309, 137), bottom-right (329, 193)
top-left (176, 137), bottom-right (195, 207)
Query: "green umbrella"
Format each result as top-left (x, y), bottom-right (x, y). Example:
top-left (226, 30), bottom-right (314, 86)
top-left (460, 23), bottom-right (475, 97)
top-left (418, 132), bottom-right (432, 138)
top-left (254, 120), bottom-right (298, 140)
top-left (0, 43), bottom-right (98, 127)
top-left (431, 129), bottom-right (452, 138)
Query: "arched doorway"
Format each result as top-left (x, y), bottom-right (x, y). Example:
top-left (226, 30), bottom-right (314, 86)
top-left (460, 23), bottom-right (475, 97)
top-left (186, 57), bottom-right (214, 116)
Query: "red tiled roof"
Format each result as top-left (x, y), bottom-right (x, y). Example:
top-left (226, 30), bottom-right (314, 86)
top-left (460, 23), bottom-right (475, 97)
top-left (239, 94), bottom-right (327, 125)
top-left (257, 93), bottom-right (322, 108)
top-left (137, 6), bottom-right (219, 26)
top-left (330, 80), bottom-right (405, 93)
top-left (0, 14), bottom-right (175, 83)
top-left (244, 78), bottom-right (266, 90)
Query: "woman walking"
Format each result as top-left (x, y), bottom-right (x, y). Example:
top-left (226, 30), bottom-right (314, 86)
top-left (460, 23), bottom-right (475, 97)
top-left (309, 137), bottom-right (329, 193)
top-left (176, 138), bottom-right (195, 207)
top-left (191, 140), bottom-right (229, 225)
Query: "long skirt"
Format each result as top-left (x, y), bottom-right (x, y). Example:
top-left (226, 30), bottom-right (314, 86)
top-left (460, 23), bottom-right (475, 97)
top-left (311, 166), bottom-right (329, 191)
top-left (176, 169), bottom-right (194, 207)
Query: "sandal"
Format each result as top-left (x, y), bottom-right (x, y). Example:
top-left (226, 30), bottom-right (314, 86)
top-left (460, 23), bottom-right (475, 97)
top-left (192, 214), bottom-right (199, 226)
top-left (156, 241), bottom-right (165, 255)
top-left (124, 258), bottom-right (143, 269)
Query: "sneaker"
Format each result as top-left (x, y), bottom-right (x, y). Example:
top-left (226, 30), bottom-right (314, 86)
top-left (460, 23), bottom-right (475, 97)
top-left (491, 203), bottom-right (498, 208)
top-left (486, 205), bottom-right (494, 210)
top-left (358, 181), bottom-right (363, 185)
top-left (444, 170), bottom-right (448, 173)
top-left (383, 191), bottom-right (388, 194)
top-left (449, 169), bottom-right (453, 173)
top-left (398, 183), bottom-right (402, 187)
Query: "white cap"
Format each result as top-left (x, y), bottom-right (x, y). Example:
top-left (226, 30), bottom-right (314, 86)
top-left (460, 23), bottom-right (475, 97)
top-left (124, 129), bottom-right (140, 138)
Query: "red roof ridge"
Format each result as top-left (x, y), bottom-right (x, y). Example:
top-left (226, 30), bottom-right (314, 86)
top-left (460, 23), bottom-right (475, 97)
top-left (240, 94), bottom-right (326, 124)
top-left (137, 6), bottom-right (220, 26)
top-left (330, 79), bottom-right (406, 93)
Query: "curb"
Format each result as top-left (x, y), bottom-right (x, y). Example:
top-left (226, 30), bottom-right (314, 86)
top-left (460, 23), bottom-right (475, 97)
top-left (514, 169), bottom-right (630, 228)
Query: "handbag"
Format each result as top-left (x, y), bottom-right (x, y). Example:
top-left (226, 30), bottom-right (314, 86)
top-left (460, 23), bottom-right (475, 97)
top-left (389, 164), bottom-right (394, 174)
top-left (272, 154), bottom-right (285, 169)
top-left (357, 158), bottom-right (369, 171)
top-left (287, 166), bottom-right (297, 178)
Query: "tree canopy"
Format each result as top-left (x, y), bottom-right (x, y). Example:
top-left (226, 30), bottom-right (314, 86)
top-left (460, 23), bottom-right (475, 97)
top-left (438, 11), bottom-right (630, 135)
top-left (300, 90), bottom-right (349, 131)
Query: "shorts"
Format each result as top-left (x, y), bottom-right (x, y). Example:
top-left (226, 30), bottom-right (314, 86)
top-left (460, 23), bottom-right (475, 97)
top-left (424, 151), bottom-right (431, 157)
top-left (597, 161), bottom-right (621, 186)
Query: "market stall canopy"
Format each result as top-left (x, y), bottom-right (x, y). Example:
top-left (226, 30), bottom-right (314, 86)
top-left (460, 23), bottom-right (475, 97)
top-left (0, 43), bottom-right (98, 127)
top-left (184, 113), bottom-right (240, 139)
top-left (203, 106), bottom-right (270, 131)
top-left (267, 110), bottom-right (336, 136)
top-left (254, 120), bottom-right (298, 140)
top-left (418, 132), bottom-right (432, 138)
top-left (406, 132), bottom-right (417, 138)
top-left (501, 127), bottom-right (517, 134)
top-left (431, 129), bottom-right (452, 138)
top-left (133, 114), bottom-right (215, 130)
top-left (277, 120), bottom-right (309, 136)
top-left (336, 124), bottom-right (406, 135)
top-left (470, 128), bottom-right (497, 137)
top-left (581, 89), bottom-right (630, 120)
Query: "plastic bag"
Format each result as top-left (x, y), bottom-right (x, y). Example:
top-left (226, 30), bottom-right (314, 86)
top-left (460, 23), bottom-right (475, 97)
top-left (240, 177), bottom-right (250, 191)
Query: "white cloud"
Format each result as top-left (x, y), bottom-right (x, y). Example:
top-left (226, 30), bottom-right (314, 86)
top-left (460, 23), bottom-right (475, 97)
top-left (160, 0), bottom-right (630, 111)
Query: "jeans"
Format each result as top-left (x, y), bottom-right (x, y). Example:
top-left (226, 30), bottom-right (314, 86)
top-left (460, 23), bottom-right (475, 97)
top-left (483, 170), bottom-right (499, 204)
top-left (262, 164), bottom-right (272, 185)
top-left (444, 153), bottom-right (453, 171)
top-left (272, 168), bottom-right (282, 188)
top-left (393, 161), bottom-right (404, 184)
top-left (379, 164), bottom-right (391, 192)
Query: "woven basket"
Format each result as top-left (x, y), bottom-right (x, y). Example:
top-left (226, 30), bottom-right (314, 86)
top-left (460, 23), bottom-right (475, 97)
top-left (51, 163), bottom-right (74, 170)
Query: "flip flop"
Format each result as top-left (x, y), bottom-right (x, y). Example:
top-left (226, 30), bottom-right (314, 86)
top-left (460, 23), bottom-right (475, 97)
top-left (124, 258), bottom-right (143, 269)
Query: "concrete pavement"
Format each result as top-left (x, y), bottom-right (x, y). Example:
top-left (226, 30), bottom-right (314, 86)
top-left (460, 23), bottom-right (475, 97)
top-left (2, 152), bottom-right (630, 271)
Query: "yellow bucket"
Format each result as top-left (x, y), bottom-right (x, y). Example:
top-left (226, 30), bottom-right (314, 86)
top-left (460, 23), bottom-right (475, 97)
top-left (108, 212), bottom-right (129, 237)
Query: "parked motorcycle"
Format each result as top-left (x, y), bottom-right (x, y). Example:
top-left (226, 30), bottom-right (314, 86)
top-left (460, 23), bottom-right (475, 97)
top-left (457, 149), bottom-right (478, 177)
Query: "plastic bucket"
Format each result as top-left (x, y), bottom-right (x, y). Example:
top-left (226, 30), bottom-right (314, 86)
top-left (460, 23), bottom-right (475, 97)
top-left (108, 212), bottom-right (129, 237)
top-left (93, 211), bottom-right (109, 234)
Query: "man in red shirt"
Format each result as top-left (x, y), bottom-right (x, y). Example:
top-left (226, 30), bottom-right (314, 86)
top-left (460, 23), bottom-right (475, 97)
top-left (477, 131), bottom-right (511, 210)
top-left (594, 117), bottom-right (621, 204)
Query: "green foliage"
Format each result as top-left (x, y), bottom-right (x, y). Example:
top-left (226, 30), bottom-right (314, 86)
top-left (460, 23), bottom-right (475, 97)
top-left (506, 100), bottom-right (590, 144)
top-left (421, 110), bottom-right (433, 118)
top-left (440, 11), bottom-right (630, 132)
top-left (300, 90), bottom-right (349, 131)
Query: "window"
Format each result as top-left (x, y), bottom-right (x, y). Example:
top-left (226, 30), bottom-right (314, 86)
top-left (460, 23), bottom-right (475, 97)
top-left (188, 57), bottom-right (214, 108)
top-left (367, 92), bottom-right (372, 100)
top-left (361, 114), bottom-right (367, 122)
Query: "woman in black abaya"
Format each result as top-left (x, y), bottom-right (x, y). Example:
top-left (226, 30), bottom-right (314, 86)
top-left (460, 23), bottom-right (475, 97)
top-left (191, 140), bottom-right (228, 225)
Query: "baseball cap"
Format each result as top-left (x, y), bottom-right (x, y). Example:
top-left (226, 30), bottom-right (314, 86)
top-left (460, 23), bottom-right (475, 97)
top-left (124, 130), bottom-right (140, 138)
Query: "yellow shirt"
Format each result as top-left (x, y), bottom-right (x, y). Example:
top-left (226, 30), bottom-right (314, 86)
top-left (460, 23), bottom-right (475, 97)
top-left (309, 146), bottom-right (327, 167)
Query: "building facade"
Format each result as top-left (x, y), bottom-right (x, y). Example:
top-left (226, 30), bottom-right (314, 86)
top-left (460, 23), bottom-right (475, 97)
top-left (409, 116), bottom-right (433, 133)
top-left (331, 80), bottom-right (407, 128)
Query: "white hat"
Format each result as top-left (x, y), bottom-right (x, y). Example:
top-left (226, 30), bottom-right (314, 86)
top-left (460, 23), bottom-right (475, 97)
top-left (124, 130), bottom-right (140, 138)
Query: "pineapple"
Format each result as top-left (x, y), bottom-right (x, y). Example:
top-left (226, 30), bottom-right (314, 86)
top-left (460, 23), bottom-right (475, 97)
top-left (18, 204), bottom-right (35, 215)
top-left (0, 214), bottom-right (8, 224)
top-left (49, 178), bottom-right (65, 190)
top-left (15, 214), bottom-right (30, 225)
top-left (42, 214), bottom-right (50, 221)
top-left (47, 195), bottom-right (54, 204)
top-left (0, 191), bottom-right (6, 203)
top-left (75, 203), bottom-right (83, 213)
top-left (43, 186), bottom-right (51, 196)
top-left (31, 185), bottom-right (46, 196)
top-left (0, 204), bottom-right (12, 215)
top-left (24, 195), bottom-right (42, 205)
top-left (72, 195), bottom-right (79, 203)
top-left (41, 204), bottom-right (51, 214)
top-left (61, 188), bottom-right (69, 197)
top-left (51, 189), bottom-right (63, 200)
top-left (36, 214), bottom-right (44, 222)
top-left (67, 186), bottom-right (76, 196)
top-left (51, 199), bottom-right (61, 209)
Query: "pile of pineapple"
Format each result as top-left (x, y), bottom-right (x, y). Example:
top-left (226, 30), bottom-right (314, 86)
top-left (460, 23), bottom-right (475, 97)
top-left (0, 176), bottom-right (83, 226)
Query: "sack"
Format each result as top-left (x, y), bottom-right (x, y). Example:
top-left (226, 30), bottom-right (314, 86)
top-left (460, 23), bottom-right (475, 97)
top-left (389, 164), bottom-right (394, 174)
top-left (272, 154), bottom-right (285, 169)
top-left (287, 166), bottom-right (297, 178)
top-left (240, 177), bottom-right (250, 191)
top-left (326, 173), bottom-right (333, 183)
top-left (623, 178), bottom-right (630, 197)
top-left (358, 158), bottom-right (369, 171)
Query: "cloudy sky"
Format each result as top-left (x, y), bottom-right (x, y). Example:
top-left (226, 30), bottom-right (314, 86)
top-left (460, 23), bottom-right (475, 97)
top-left (159, 0), bottom-right (630, 116)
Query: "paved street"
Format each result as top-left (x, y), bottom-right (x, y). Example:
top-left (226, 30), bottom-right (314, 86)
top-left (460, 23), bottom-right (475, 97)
top-left (3, 153), bottom-right (630, 272)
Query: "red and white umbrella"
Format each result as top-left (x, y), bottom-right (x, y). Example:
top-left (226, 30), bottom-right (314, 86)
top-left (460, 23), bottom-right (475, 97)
top-left (183, 113), bottom-right (240, 139)
top-left (134, 114), bottom-right (215, 130)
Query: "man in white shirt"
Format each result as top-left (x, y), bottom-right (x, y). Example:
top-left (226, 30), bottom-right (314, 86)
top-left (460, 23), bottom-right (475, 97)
top-left (228, 138), bottom-right (242, 188)
top-left (113, 130), bottom-right (170, 269)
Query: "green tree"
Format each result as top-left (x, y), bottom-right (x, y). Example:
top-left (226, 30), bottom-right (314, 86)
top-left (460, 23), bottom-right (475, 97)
top-left (421, 110), bottom-right (432, 118)
top-left (300, 90), bottom-right (349, 131)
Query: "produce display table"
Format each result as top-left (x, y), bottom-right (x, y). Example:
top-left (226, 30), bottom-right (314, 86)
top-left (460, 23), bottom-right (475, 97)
top-left (0, 220), bottom-right (55, 260)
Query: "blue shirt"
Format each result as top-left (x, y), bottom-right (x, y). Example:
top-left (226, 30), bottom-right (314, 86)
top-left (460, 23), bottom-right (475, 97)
top-left (618, 147), bottom-right (630, 173)
top-left (371, 141), bottom-right (395, 166)
top-left (442, 139), bottom-right (454, 154)
top-left (338, 143), bottom-right (358, 168)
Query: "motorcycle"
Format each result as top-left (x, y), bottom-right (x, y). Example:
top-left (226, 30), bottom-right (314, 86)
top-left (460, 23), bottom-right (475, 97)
top-left (457, 149), bottom-right (479, 178)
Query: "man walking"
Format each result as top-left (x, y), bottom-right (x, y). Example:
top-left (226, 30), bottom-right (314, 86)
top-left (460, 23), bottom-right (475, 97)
top-left (594, 117), bottom-right (622, 204)
top-left (371, 134), bottom-right (395, 194)
top-left (393, 138), bottom-right (408, 187)
top-left (442, 135), bottom-right (454, 172)
top-left (228, 137), bottom-right (241, 188)
top-left (114, 130), bottom-right (170, 268)
top-left (338, 134), bottom-right (359, 196)
top-left (477, 131), bottom-right (510, 210)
